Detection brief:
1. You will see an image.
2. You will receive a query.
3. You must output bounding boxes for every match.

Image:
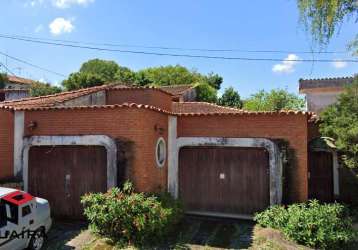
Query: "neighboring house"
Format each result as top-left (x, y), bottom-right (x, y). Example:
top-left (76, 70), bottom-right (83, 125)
top-left (0, 75), bottom-right (33, 102)
top-left (299, 76), bottom-right (355, 114)
top-left (0, 84), bottom-right (338, 219)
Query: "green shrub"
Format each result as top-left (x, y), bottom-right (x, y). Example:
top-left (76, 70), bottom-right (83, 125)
top-left (81, 182), bottom-right (183, 247)
top-left (254, 200), bottom-right (356, 249)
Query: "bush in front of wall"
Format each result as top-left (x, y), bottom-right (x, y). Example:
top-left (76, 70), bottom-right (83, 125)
top-left (81, 182), bottom-right (183, 247)
top-left (254, 200), bottom-right (356, 249)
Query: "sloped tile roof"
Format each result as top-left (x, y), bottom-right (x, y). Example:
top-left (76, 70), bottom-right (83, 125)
top-left (159, 85), bottom-right (194, 96)
top-left (7, 76), bottom-right (35, 85)
top-left (299, 76), bottom-right (354, 91)
top-left (0, 84), bottom-right (315, 118)
top-left (0, 85), bottom-right (109, 109)
top-left (172, 102), bottom-right (243, 114)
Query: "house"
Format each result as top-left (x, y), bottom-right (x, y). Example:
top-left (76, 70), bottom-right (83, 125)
top-left (0, 75), bottom-right (33, 102)
top-left (299, 76), bottom-right (355, 114)
top-left (0, 84), bottom-right (338, 219)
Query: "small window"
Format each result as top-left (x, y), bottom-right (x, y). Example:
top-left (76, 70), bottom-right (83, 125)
top-left (4, 202), bottom-right (18, 224)
top-left (22, 205), bottom-right (31, 217)
top-left (155, 137), bottom-right (166, 168)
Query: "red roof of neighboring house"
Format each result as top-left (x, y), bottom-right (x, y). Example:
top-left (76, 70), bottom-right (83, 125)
top-left (0, 85), bottom-right (109, 109)
top-left (7, 75), bottom-right (35, 85)
top-left (159, 85), bottom-right (194, 96)
top-left (0, 84), bottom-right (314, 117)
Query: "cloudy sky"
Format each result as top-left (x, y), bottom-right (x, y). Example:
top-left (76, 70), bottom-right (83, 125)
top-left (0, 0), bottom-right (356, 97)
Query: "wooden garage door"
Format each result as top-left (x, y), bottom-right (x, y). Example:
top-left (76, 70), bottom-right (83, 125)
top-left (179, 147), bottom-right (270, 216)
top-left (28, 146), bottom-right (107, 219)
top-left (308, 151), bottom-right (334, 202)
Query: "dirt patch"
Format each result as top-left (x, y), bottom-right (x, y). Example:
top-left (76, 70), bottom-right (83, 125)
top-left (249, 226), bottom-right (312, 250)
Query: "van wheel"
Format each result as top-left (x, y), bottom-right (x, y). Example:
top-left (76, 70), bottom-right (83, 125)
top-left (28, 229), bottom-right (45, 250)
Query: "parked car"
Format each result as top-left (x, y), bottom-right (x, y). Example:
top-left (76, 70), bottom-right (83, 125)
top-left (0, 188), bottom-right (52, 250)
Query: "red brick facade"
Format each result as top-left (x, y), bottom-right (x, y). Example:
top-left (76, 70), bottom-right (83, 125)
top-left (177, 114), bottom-right (309, 202)
top-left (0, 86), bottom-right (316, 204)
top-left (23, 107), bottom-right (168, 192)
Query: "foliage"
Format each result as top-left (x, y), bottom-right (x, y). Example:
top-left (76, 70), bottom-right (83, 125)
top-left (320, 77), bottom-right (358, 168)
top-left (134, 65), bottom-right (202, 87)
top-left (203, 72), bottom-right (223, 90)
top-left (62, 60), bottom-right (223, 95)
top-left (195, 82), bottom-right (218, 103)
top-left (30, 82), bottom-right (62, 97)
top-left (348, 34), bottom-right (358, 56)
top-left (62, 72), bottom-right (106, 91)
top-left (115, 66), bottom-right (136, 84)
top-left (0, 73), bottom-right (7, 89)
top-left (297, 0), bottom-right (358, 52)
top-left (81, 182), bottom-right (183, 247)
top-left (62, 59), bottom-right (137, 90)
top-left (80, 59), bottom-right (122, 82)
top-left (218, 87), bottom-right (243, 108)
top-left (254, 200), bottom-right (356, 249)
top-left (243, 89), bottom-right (305, 111)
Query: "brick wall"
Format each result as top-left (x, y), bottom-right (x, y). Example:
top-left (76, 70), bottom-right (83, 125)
top-left (24, 107), bottom-right (169, 193)
top-left (177, 114), bottom-right (309, 203)
top-left (0, 110), bottom-right (14, 179)
top-left (106, 89), bottom-right (173, 111)
top-left (308, 121), bottom-right (320, 141)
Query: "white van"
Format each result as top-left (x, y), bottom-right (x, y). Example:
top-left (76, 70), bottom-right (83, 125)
top-left (0, 188), bottom-right (52, 250)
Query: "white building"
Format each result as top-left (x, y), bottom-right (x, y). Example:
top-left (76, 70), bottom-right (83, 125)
top-left (0, 76), bottom-right (32, 102)
top-left (299, 76), bottom-right (355, 114)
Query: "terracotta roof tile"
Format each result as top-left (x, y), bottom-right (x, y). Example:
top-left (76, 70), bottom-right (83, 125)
top-left (0, 85), bottom-right (108, 109)
top-left (159, 85), bottom-right (194, 96)
top-left (0, 84), bottom-right (315, 118)
top-left (172, 102), bottom-right (243, 114)
top-left (7, 76), bottom-right (35, 85)
top-left (109, 85), bottom-right (175, 96)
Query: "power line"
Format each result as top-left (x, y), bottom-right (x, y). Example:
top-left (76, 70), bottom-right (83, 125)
top-left (0, 62), bottom-right (15, 75)
top-left (1, 33), bottom-right (349, 54)
top-left (0, 34), bottom-right (357, 63)
top-left (0, 51), bottom-right (66, 77)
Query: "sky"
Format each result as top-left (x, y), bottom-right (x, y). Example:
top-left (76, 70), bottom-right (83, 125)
top-left (0, 0), bottom-right (357, 97)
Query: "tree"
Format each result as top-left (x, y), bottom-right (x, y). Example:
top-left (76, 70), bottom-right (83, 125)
top-left (62, 60), bottom-right (224, 96)
top-left (243, 89), bottom-right (305, 111)
top-left (0, 73), bottom-right (7, 89)
top-left (320, 76), bottom-right (358, 168)
top-left (205, 72), bottom-right (223, 90)
top-left (62, 72), bottom-right (106, 91)
top-left (297, 0), bottom-right (358, 53)
top-left (134, 65), bottom-right (202, 87)
top-left (134, 71), bottom-right (153, 86)
top-left (30, 82), bottom-right (62, 97)
top-left (115, 66), bottom-right (136, 84)
top-left (80, 59), bottom-right (121, 82)
top-left (218, 87), bottom-right (243, 108)
top-left (195, 82), bottom-right (218, 103)
top-left (62, 59), bottom-right (137, 90)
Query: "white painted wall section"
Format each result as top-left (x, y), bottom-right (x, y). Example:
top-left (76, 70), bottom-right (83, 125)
top-left (13, 111), bottom-right (25, 177)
